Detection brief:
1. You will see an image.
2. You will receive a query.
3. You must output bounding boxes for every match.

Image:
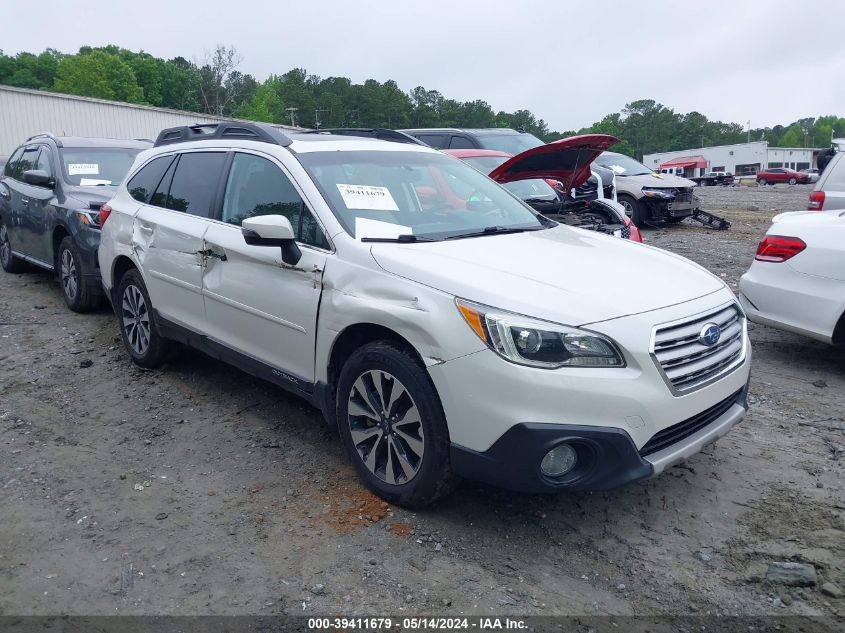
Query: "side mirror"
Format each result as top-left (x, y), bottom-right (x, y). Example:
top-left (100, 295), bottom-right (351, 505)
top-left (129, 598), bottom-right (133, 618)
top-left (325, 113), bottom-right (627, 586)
top-left (241, 215), bottom-right (302, 266)
top-left (23, 170), bottom-right (54, 188)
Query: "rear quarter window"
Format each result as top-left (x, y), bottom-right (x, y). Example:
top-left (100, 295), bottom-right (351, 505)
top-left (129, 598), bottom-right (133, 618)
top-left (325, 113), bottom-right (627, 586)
top-left (127, 155), bottom-right (175, 203)
top-left (4, 146), bottom-right (25, 178)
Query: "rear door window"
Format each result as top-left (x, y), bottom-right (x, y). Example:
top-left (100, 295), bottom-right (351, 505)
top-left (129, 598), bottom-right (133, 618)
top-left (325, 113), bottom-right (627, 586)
top-left (164, 152), bottom-right (227, 217)
top-left (127, 155), bottom-right (175, 203)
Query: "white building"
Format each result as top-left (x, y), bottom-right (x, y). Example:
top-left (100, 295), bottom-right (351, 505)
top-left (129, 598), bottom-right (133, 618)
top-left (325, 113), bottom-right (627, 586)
top-left (643, 141), bottom-right (821, 177)
top-left (0, 85), bottom-right (297, 155)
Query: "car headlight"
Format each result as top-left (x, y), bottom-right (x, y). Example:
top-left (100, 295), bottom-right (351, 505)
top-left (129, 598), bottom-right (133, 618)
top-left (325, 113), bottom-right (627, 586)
top-left (456, 299), bottom-right (625, 368)
top-left (641, 188), bottom-right (675, 199)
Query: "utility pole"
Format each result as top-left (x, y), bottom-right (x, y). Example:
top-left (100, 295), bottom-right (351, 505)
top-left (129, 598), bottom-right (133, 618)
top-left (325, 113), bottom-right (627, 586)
top-left (285, 107), bottom-right (299, 128)
top-left (747, 120), bottom-right (751, 143)
top-left (314, 108), bottom-right (329, 129)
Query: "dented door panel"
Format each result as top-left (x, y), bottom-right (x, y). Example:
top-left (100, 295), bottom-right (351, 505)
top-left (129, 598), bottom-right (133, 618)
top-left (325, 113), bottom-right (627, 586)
top-left (132, 206), bottom-right (207, 332)
top-left (201, 221), bottom-right (327, 384)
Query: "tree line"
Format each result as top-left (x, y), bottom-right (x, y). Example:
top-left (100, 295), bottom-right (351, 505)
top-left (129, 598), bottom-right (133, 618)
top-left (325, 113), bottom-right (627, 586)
top-left (1, 45), bottom-right (842, 159)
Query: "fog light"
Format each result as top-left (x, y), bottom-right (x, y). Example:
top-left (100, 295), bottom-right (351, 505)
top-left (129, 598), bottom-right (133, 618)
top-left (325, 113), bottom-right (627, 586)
top-left (540, 444), bottom-right (577, 477)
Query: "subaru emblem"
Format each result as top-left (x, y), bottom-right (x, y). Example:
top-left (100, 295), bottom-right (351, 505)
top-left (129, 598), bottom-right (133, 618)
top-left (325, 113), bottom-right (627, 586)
top-left (698, 323), bottom-right (721, 347)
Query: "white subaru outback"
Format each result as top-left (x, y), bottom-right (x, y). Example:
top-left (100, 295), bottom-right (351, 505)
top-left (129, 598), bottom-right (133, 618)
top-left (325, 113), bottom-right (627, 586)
top-left (98, 123), bottom-right (751, 507)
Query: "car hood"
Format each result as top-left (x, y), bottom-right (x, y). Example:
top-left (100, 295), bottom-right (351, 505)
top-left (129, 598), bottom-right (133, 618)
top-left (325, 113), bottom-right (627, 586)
top-left (615, 172), bottom-right (697, 189)
top-left (64, 184), bottom-right (118, 209)
top-left (488, 134), bottom-right (618, 191)
top-left (369, 226), bottom-right (725, 325)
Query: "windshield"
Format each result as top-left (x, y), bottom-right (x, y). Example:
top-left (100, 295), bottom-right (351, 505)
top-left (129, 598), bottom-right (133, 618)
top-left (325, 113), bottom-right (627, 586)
top-left (594, 152), bottom-right (653, 176)
top-left (60, 147), bottom-right (144, 186)
top-left (298, 150), bottom-right (545, 240)
top-left (475, 132), bottom-right (544, 155)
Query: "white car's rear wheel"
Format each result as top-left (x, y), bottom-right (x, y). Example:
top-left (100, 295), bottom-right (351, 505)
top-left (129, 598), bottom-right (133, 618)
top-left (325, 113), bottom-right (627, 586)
top-left (116, 269), bottom-right (173, 368)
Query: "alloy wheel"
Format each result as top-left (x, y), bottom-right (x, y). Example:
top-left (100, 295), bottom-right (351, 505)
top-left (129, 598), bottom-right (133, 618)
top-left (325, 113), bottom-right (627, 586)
top-left (0, 226), bottom-right (10, 266)
top-left (618, 198), bottom-right (634, 216)
top-left (121, 284), bottom-right (151, 356)
top-left (60, 249), bottom-right (78, 301)
top-left (347, 370), bottom-right (425, 485)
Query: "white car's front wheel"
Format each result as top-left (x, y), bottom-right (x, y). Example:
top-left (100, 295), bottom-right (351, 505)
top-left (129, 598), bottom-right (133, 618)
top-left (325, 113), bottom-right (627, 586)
top-left (336, 341), bottom-right (454, 507)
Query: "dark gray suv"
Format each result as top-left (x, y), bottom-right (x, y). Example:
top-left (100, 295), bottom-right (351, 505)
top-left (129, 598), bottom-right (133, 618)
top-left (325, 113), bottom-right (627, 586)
top-left (0, 134), bottom-right (150, 311)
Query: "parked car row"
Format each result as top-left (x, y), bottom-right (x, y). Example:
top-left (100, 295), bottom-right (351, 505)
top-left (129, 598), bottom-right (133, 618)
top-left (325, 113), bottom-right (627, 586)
top-left (2, 122), bottom-right (754, 507)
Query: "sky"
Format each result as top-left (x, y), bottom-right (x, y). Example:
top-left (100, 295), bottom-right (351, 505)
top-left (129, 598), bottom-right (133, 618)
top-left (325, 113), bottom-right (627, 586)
top-left (2, 0), bottom-right (844, 132)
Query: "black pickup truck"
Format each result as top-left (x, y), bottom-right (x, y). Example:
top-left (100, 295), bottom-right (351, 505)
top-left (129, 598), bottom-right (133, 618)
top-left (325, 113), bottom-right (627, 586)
top-left (692, 171), bottom-right (735, 187)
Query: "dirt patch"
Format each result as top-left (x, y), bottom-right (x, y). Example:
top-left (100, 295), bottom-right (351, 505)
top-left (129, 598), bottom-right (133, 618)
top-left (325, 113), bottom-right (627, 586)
top-left (322, 486), bottom-right (392, 534)
top-left (389, 522), bottom-right (413, 538)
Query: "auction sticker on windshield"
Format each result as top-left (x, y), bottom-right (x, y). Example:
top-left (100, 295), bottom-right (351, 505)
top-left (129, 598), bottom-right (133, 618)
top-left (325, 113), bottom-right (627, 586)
top-left (337, 184), bottom-right (399, 211)
top-left (68, 163), bottom-right (100, 175)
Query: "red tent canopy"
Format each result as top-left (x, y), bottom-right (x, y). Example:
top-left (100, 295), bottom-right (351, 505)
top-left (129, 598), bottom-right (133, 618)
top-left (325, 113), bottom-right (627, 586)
top-left (660, 155), bottom-right (707, 169)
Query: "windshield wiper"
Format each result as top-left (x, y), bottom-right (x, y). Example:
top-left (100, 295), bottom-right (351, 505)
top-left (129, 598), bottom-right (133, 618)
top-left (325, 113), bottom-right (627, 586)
top-left (360, 234), bottom-right (438, 243)
top-left (444, 225), bottom-right (543, 241)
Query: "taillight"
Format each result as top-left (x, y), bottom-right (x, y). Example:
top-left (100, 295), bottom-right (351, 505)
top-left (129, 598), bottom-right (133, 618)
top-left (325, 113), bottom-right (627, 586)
top-left (755, 235), bottom-right (806, 262)
top-left (807, 191), bottom-right (825, 211)
top-left (99, 204), bottom-right (112, 226)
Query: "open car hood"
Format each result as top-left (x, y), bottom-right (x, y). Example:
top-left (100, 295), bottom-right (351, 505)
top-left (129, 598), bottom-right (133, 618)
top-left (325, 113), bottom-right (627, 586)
top-left (487, 134), bottom-right (618, 191)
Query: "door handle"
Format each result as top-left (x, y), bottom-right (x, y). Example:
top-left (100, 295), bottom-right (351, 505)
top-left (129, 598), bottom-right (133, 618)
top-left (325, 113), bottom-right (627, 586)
top-left (138, 224), bottom-right (154, 233)
top-left (21, 198), bottom-right (29, 206)
top-left (197, 248), bottom-right (227, 262)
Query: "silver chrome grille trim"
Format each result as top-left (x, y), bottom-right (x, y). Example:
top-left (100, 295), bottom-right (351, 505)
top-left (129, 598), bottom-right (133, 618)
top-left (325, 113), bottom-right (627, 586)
top-left (650, 301), bottom-right (747, 395)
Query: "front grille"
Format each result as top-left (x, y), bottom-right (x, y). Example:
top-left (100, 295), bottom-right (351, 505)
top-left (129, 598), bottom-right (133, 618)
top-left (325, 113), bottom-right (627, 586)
top-left (621, 225), bottom-right (631, 239)
top-left (639, 389), bottom-right (742, 456)
top-left (673, 189), bottom-right (693, 204)
top-left (652, 304), bottom-right (744, 392)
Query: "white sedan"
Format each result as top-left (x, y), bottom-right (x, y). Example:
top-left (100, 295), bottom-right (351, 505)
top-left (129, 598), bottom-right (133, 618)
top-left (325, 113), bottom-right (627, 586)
top-left (739, 210), bottom-right (845, 345)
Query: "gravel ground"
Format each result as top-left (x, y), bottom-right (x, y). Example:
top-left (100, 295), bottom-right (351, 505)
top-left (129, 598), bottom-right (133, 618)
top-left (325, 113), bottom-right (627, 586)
top-left (1, 183), bottom-right (843, 622)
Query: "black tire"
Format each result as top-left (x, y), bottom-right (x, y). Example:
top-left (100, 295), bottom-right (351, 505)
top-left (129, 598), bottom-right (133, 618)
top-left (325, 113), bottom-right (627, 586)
top-left (757, 178), bottom-right (767, 186)
top-left (57, 236), bottom-right (99, 312)
top-left (617, 194), bottom-right (648, 226)
top-left (115, 269), bottom-right (172, 368)
top-left (336, 341), bottom-right (455, 508)
top-left (0, 222), bottom-right (26, 273)
top-left (788, 177), bottom-right (797, 185)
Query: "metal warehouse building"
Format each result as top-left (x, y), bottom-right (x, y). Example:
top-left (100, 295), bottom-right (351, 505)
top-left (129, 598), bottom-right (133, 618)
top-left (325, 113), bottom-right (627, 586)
top-left (0, 85), bottom-right (297, 154)
top-left (643, 141), bottom-right (821, 178)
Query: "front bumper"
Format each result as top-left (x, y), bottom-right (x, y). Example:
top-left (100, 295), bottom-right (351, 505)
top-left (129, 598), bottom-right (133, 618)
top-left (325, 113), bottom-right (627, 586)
top-left (450, 384), bottom-right (748, 493)
top-left (429, 291), bottom-right (752, 493)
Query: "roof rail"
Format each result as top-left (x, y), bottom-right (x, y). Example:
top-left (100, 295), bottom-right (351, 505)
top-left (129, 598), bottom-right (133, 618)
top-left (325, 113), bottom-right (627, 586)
top-left (153, 122), bottom-right (293, 148)
top-left (26, 132), bottom-right (62, 147)
top-left (303, 128), bottom-right (429, 146)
